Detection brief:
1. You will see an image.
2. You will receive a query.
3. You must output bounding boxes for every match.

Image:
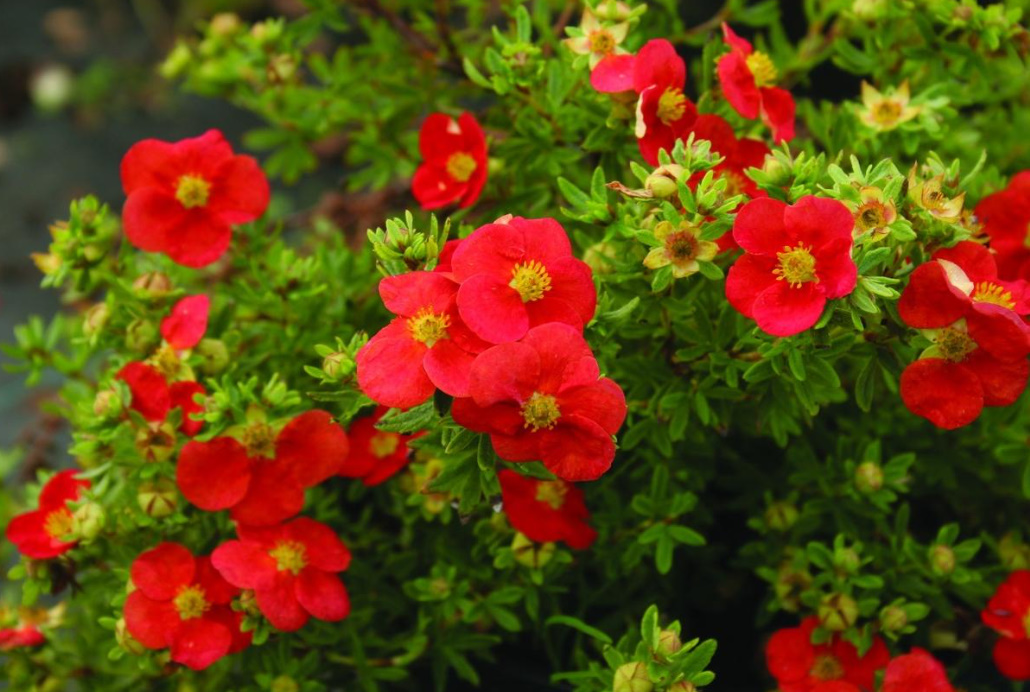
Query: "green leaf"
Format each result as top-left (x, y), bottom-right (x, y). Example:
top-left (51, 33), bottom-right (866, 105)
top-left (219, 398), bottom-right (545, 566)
top-left (544, 615), bottom-right (613, 644)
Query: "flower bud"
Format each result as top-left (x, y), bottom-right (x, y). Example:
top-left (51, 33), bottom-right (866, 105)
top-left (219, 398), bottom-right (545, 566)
top-left (115, 618), bottom-right (145, 655)
top-left (270, 677), bottom-right (300, 692)
top-left (613, 662), bottom-right (653, 692)
top-left (160, 43), bottom-right (192, 79)
top-left (135, 423), bottom-right (177, 464)
top-left (132, 272), bottom-right (172, 299)
top-left (854, 462), bottom-right (884, 493)
top-left (999, 532), bottom-right (1030, 571)
top-left (764, 501), bottom-right (799, 532)
top-left (667, 683), bottom-right (697, 692)
top-left (929, 544), bottom-right (955, 575)
top-left (512, 532), bottom-right (555, 569)
top-left (125, 319), bottom-right (158, 354)
top-left (194, 338), bottom-right (230, 375)
top-left (322, 351), bottom-right (354, 381)
top-left (137, 479), bottom-right (178, 518)
top-left (879, 604), bottom-right (908, 632)
top-left (33, 252), bottom-right (64, 276)
top-left (92, 388), bottom-right (122, 419)
top-left (268, 54), bottom-right (298, 83)
top-left (239, 589), bottom-right (261, 617)
top-left (818, 593), bottom-right (858, 631)
top-left (83, 303), bottom-right (110, 338)
top-left (852, 0), bottom-right (887, 20)
top-left (833, 547), bottom-right (861, 574)
top-left (71, 502), bottom-right (105, 541)
top-left (209, 12), bottom-right (241, 37)
top-left (656, 629), bottom-right (682, 657)
top-left (774, 563), bottom-right (813, 613)
top-left (645, 164), bottom-right (685, 199)
top-left (583, 242), bottom-right (618, 275)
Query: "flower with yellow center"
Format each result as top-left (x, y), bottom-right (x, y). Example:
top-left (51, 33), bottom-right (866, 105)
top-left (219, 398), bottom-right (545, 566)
top-left (175, 174), bottom-right (212, 209)
top-left (927, 324), bottom-right (977, 363)
top-left (445, 152), bottom-right (477, 183)
top-left (643, 221), bottom-right (719, 279)
top-left (509, 260), bottom-right (552, 302)
top-left (809, 654), bottom-right (845, 681)
top-left (774, 244), bottom-right (819, 288)
top-left (973, 282), bottom-right (1016, 310)
top-left (172, 585), bottom-right (210, 620)
top-left (407, 306), bottom-right (451, 347)
top-left (369, 432), bottom-right (400, 459)
top-left (534, 481), bottom-right (568, 510)
top-left (563, 10), bottom-right (629, 68)
top-left (269, 540), bottom-right (308, 575)
top-left (745, 51), bottom-right (778, 87)
top-left (859, 81), bottom-right (921, 131)
top-left (43, 508), bottom-right (74, 540)
top-left (851, 186), bottom-right (897, 240)
top-left (521, 392), bottom-right (561, 431)
top-left (655, 87), bottom-right (688, 125)
top-left (907, 169), bottom-right (964, 221)
top-left (242, 421), bottom-right (278, 458)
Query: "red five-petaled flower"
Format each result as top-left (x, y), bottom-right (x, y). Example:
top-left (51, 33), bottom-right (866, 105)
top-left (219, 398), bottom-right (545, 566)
top-left (121, 130), bottom-right (270, 268)
top-left (498, 469), bottom-right (597, 549)
top-left (117, 361), bottom-right (206, 436)
top-left (451, 216), bottom-right (597, 345)
top-left (452, 323), bottom-right (627, 481)
top-left (356, 272), bottom-right (489, 410)
top-left (412, 113), bottom-right (488, 210)
top-left (124, 542), bottom-right (250, 671)
top-left (632, 39), bottom-right (699, 166)
top-left (882, 649), bottom-right (955, 692)
top-left (176, 411), bottom-right (349, 526)
top-left (898, 241), bottom-right (1030, 429)
top-left (726, 196), bottom-right (857, 337)
top-left (717, 23), bottom-right (795, 143)
top-left (161, 295), bottom-right (211, 350)
top-left (212, 517), bottom-right (351, 632)
top-left (765, 616), bottom-right (890, 692)
top-left (981, 570), bottom-right (1030, 681)
top-left (6, 470), bottom-right (90, 560)
top-left (339, 407), bottom-right (424, 486)
top-left (974, 171), bottom-right (1030, 281)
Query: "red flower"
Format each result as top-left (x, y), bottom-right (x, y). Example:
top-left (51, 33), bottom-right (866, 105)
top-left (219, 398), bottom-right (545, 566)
top-left (356, 272), bottom-right (489, 409)
top-left (0, 625), bottom-right (45, 651)
top-left (982, 570), bottom-right (1030, 681)
top-left (160, 295), bottom-right (211, 350)
top-left (897, 242), bottom-right (1030, 429)
top-left (725, 196), bottom-right (857, 337)
top-left (121, 130), bottom-right (270, 268)
top-left (498, 469), bottom-right (597, 549)
top-left (176, 411), bottom-right (348, 526)
top-left (435, 238), bottom-right (463, 274)
top-left (412, 113), bottom-right (488, 210)
top-left (765, 617), bottom-right (890, 692)
top-left (452, 323), bottom-right (627, 481)
top-left (717, 23), bottom-right (795, 143)
top-left (450, 217), bottom-right (597, 344)
top-left (117, 362), bottom-right (207, 436)
top-left (882, 649), bottom-right (955, 692)
top-left (975, 171), bottom-right (1030, 280)
top-left (339, 407), bottom-right (424, 486)
top-left (632, 39), bottom-right (699, 166)
top-left (124, 543), bottom-right (250, 670)
top-left (211, 517), bottom-right (351, 632)
top-left (5, 470), bottom-right (90, 560)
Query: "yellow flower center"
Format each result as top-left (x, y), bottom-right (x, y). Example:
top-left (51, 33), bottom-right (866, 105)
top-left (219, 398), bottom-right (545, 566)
top-left (175, 174), bottom-right (211, 209)
top-left (406, 306), bottom-right (451, 347)
top-left (43, 508), bottom-right (74, 540)
top-left (445, 152), bottom-right (477, 183)
top-left (721, 170), bottom-right (748, 198)
top-left (856, 202), bottom-right (887, 231)
top-left (656, 87), bottom-right (688, 125)
top-left (588, 30), bottom-right (616, 55)
top-left (521, 392), bottom-right (561, 431)
top-left (871, 99), bottom-right (903, 126)
top-left (369, 431), bottom-right (400, 459)
top-left (774, 244), bottom-right (819, 288)
top-left (745, 51), bottom-right (778, 87)
top-left (936, 326), bottom-right (976, 363)
top-left (510, 260), bottom-right (553, 302)
top-left (150, 343), bottom-right (182, 378)
top-left (666, 231), bottom-right (699, 263)
top-left (1024, 610), bottom-right (1030, 639)
top-left (173, 585), bottom-right (210, 620)
top-left (269, 540), bottom-right (308, 575)
top-left (534, 480), bottom-right (569, 510)
top-left (242, 422), bottom-right (277, 458)
top-left (810, 654), bottom-right (844, 681)
top-left (973, 282), bottom-right (1015, 310)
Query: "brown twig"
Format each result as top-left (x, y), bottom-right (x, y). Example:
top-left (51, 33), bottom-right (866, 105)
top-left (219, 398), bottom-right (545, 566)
top-left (435, 0), bottom-right (460, 60)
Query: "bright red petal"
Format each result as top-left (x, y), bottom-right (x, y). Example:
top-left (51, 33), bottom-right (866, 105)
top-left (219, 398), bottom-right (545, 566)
top-left (760, 86), bottom-right (796, 143)
top-left (356, 330), bottom-right (434, 409)
top-left (632, 39), bottom-right (686, 93)
top-left (751, 281), bottom-right (826, 337)
top-left (994, 638), bottom-right (1030, 681)
top-left (120, 138), bottom-right (178, 195)
top-left (210, 539), bottom-right (278, 590)
top-left (275, 410), bottom-right (349, 488)
top-left (285, 517), bottom-right (352, 572)
top-left (765, 625), bottom-right (815, 684)
top-left (733, 197), bottom-right (791, 256)
top-left (170, 618), bottom-right (232, 671)
top-left (423, 339), bottom-right (477, 398)
top-left (591, 54), bottom-right (636, 93)
top-left (39, 469), bottom-right (90, 508)
top-left (131, 542), bottom-right (196, 600)
top-left (539, 415), bottom-right (615, 481)
top-left (123, 591), bottom-right (180, 649)
top-left (900, 359), bottom-right (983, 429)
top-left (898, 262), bottom-right (971, 329)
top-left (295, 570), bottom-right (350, 622)
top-left (726, 253), bottom-right (778, 319)
top-left (229, 462), bottom-right (306, 527)
top-left (256, 573), bottom-right (309, 632)
top-left (177, 437), bottom-right (252, 511)
top-left (207, 155), bottom-right (270, 224)
top-left (379, 272), bottom-right (458, 317)
top-left (117, 362), bottom-right (171, 423)
top-left (559, 379), bottom-right (627, 435)
top-left (967, 303), bottom-right (1030, 361)
top-left (963, 349), bottom-right (1029, 407)
top-left (468, 341), bottom-right (541, 406)
top-left (717, 51), bottom-right (760, 119)
top-left (169, 381), bottom-right (206, 436)
top-left (932, 241), bottom-right (998, 282)
top-left (161, 295), bottom-right (210, 350)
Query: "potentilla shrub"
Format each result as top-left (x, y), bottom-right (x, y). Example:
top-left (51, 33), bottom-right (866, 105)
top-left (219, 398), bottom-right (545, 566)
top-left (4, 1), bottom-right (1030, 690)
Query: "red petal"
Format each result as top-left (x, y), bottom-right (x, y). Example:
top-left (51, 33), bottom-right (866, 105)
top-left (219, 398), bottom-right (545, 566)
top-left (814, 240), bottom-right (858, 299)
top-left (721, 23), bottom-right (753, 54)
top-left (452, 398), bottom-right (525, 436)
top-left (900, 359), bottom-right (983, 430)
top-left (169, 381), bottom-right (206, 436)
top-left (520, 322), bottom-right (598, 393)
top-left (230, 462), bottom-right (306, 527)
top-left (883, 649), bottom-right (955, 692)
top-left (355, 331), bottom-right (434, 409)
top-left (131, 542), bottom-right (196, 600)
top-left (120, 138), bottom-right (179, 195)
top-left (284, 517), bottom-right (352, 572)
top-left (732, 197), bottom-right (791, 256)
top-left (782, 196), bottom-right (855, 252)
top-left (490, 431), bottom-right (544, 462)
top-left (210, 540), bottom-right (278, 590)
top-left (39, 469), bottom-right (90, 508)
top-left (177, 437), bottom-right (252, 511)
top-left (760, 86), bottom-right (796, 143)
top-left (207, 155), bottom-right (270, 224)
top-left (423, 339), bottom-right (477, 398)
top-left (967, 303), bottom-right (1030, 361)
top-left (539, 415), bottom-right (615, 481)
top-left (419, 113), bottom-right (469, 161)
top-left (898, 262), bottom-right (971, 329)
top-left (458, 158), bottom-right (488, 208)
top-left (256, 573), bottom-right (309, 632)
top-left (457, 273), bottom-right (532, 344)
top-left (379, 272), bottom-right (458, 317)
top-left (5, 510), bottom-right (70, 559)
top-left (558, 379), bottom-right (627, 436)
top-left (170, 617), bottom-right (232, 671)
top-left (982, 570), bottom-right (1030, 637)
top-left (994, 638), bottom-right (1030, 681)
top-left (717, 51), bottom-right (760, 119)
top-left (499, 470), bottom-right (597, 549)
top-left (689, 114), bottom-right (738, 157)
top-left (963, 349), bottom-right (1029, 407)
top-left (591, 54), bottom-right (636, 93)
top-left (751, 281), bottom-right (826, 337)
top-left (632, 39), bottom-right (686, 93)
top-left (123, 189), bottom-right (232, 268)
top-left (295, 570), bottom-right (351, 622)
top-left (932, 241), bottom-right (998, 282)
top-left (194, 556), bottom-right (238, 606)
top-left (469, 341), bottom-right (541, 406)
top-left (275, 410), bottom-right (349, 488)
top-left (123, 591), bottom-right (180, 649)
top-left (765, 625), bottom-right (815, 684)
top-left (539, 257), bottom-right (598, 325)
top-left (412, 162), bottom-right (465, 210)
top-left (161, 295), bottom-right (210, 350)
top-left (726, 253), bottom-right (778, 318)
top-left (117, 362), bottom-right (171, 423)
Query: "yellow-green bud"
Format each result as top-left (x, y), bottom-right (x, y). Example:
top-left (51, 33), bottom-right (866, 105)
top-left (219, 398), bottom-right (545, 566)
top-left (126, 319), bottom-right (158, 354)
top-left (93, 388), bottom-right (121, 419)
top-left (583, 242), bottom-right (618, 275)
top-left (160, 43), bottom-right (192, 80)
top-left (761, 156), bottom-right (791, 186)
top-left (269, 676), bottom-right (300, 692)
top-left (667, 683), bottom-right (697, 692)
top-left (83, 303), bottom-right (110, 338)
top-left (854, 462), bottom-right (884, 493)
top-left (929, 544), bottom-right (955, 576)
top-left (137, 479), bottom-right (178, 518)
top-left (71, 502), bottom-right (105, 541)
top-left (268, 54), bottom-right (298, 83)
top-left (613, 662), bottom-right (653, 692)
top-left (774, 564), bottom-right (813, 612)
top-left (765, 501), bottom-right (799, 532)
top-left (818, 593), bottom-right (858, 631)
top-left (195, 338), bottom-right (230, 375)
top-left (209, 13), bottom-right (241, 37)
top-left (135, 423), bottom-right (177, 464)
top-left (645, 164), bottom-right (686, 199)
top-left (132, 272), bottom-right (172, 299)
top-left (31, 252), bottom-right (62, 276)
top-left (834, 547), bottom-right (861, 574)
top-left (999, 532), bottom-right (1030, 571)
top-left (322, 352), bottom-right (354, 381)
top-left (115, 618), bottom-right (146, 655)
top-left (656, 629), bottom-right (682, 657)
top-left (512, 532), bottom-right (555, 569)
top-left (880, 604), bottom-right (908, 632)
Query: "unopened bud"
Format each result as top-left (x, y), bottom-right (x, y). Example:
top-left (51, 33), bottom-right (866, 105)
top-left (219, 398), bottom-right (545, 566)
top-left (194, 338), bottom-right (230, 375)
top-left (774, 564), bottom-right (813, 613)
top-left (854, 462), bottom-right (884, 493)
top-left (132, 272), bottom-right (172, 299)
top-left (209, 12), bottom-right (241, 37)
top-left (645, 164), bottom-right (686, 199)
top-left (834, 547), bottom-right (861, 574)
top-left (668, 683), bottom-right (697, 692)
top-left (71, 502), bottom-right (105, 541)
top-left (83, 303), bottom-right (110, 337)
top-left (269, 676), bottom-right (300, 692)
top-left (160, 43), bottom-right (193, 80)
top-left (818, 593), bottom-right (858, 631)
top-left (115, 618), bottom-right (146, 655)
top-left (880, 604), bottom-right (908, 632)
top-left (125, 319), bottom-right (158, 354)
top-left (765, 501), bottom-right (799, 532)
top-left (322, 352), bottom-right (354, 381)
top-left (761, 156), bottom-right (791, 186)
top-left (999, 532), bottom-right (1030, 571)
top-left (137, 479), bottom-right (178, 518)
top-left (512, 532), bottom-right (555, 569)
top-left (929, 544), bottom-right (955, 575)
top-left (31, 252), bottom-right (62, 276)
top-left (135, 423), bottom-right (177, 463)
top-left (656, 629), bottom-right (682, 657)
top-left (583, 241), bottom-right (618, 275)
top-left (93, 388), bottom-right (121, 419)
top-left (268, 54), bottom-right (297, 82)
top-left (613, 662), bottom-right (653, 692)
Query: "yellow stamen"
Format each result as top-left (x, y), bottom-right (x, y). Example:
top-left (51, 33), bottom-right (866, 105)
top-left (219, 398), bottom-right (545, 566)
top-left (656, 88), bottom-right (687, 125)
top-left (666, 231), bottom-right (699, 262)
top-left (370, 432), bottom-right (401, 459)
top-left (43, 508), bottom-right (74, 540)
top-left (773, 244), bottom-right (819, 288)
top-left (269, 540), bottom-right (308, 575)
top-left (810, 654), bottom-right (844, 681)
top-left (534, 481), bottom-right (568, 510)
top-left (521, 392), bottom-right (561, 431)
top-left (973, 282), bottom-right (1016, 310)
top-left (588, 30), bottom-right (616, 55)
top-left (175, 175), bottom-right (211, 209)
top-left (510, 260), bottom-right (553, 302)
top-left (871, 100), bottom-right (903, 126)
top-left (242, 422), bottom-right (277, 458)
top-left (445, 153), bottom-right (477, 183)
top-left (407, 307), bottom-right (451, 347)
top-left (173, 585), bottom-right (210, 620)
top-left (745, 51), bottom-right (778, 87)
top-left (936, 326), bottom-right (976, 363)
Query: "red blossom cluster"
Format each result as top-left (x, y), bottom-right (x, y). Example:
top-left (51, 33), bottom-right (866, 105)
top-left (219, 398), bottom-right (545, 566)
top-left (981, 570), bottom-right (1030, 681)
top-left (497, 469), bottom-right (597, 549)
top-left (6, 471), bottom-right (90, 559)
top-left (338, 406), bottom-right (424, 486)
top-left (357, 215), bottom-right (627, 482)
